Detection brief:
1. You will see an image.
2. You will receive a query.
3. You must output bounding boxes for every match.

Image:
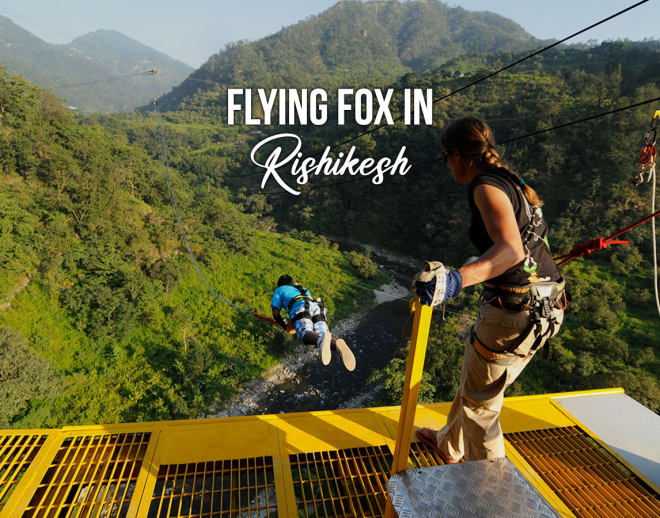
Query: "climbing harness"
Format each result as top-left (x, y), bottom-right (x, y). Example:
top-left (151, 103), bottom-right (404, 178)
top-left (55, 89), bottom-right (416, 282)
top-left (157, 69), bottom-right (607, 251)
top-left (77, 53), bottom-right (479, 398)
top-left (481, 280), bottom-right (567, 314)
top-left (479, 280), bottom-right (567, 361)
top-left (287, 283), bottom-right (328, 325)
top-left (513, 174), bottom-right (550, 279)
top-left (463, 172), bottom-right (565, 363)
top-left (286, 283), bottom-right (314, 313)
top-left (470, 307), bottom-right (559, 365)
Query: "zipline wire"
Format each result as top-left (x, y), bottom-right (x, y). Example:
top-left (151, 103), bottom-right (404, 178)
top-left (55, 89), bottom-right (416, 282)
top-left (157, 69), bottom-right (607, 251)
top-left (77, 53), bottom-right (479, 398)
top-left (52, 70), bottom-right (159, 90)
top-left (260, 95), bottom-right (660, 196)
top-left (308, 0), bottom-right (650, 155)
top-left (150, 75), bottom-right (256, 316)
top-left (224, 0), bottom-right (649, 181)
top-left (0, 5), bottom-right (78, 42)
top-left (498, 97), bottom-right (660, 145)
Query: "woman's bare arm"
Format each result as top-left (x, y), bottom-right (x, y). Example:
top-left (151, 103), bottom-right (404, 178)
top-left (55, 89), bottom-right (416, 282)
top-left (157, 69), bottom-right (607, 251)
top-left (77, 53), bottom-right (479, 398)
top-left (458, 184), bottom-right (525, 288)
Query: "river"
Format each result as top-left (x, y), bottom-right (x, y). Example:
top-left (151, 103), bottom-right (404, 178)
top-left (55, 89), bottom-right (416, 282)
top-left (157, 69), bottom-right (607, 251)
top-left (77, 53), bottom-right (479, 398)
top-left (205, 245), bottom-right (420, 417)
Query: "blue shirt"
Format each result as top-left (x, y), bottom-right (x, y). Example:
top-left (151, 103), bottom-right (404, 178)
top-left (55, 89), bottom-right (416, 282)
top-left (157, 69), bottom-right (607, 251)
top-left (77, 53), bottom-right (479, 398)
top-left (271, 285), bottom-right (312, 315)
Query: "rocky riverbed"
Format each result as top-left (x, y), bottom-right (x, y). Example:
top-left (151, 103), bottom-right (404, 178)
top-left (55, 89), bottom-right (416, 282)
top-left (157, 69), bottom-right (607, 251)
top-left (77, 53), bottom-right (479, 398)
top-left (205, 248), bottom-right (417, 418)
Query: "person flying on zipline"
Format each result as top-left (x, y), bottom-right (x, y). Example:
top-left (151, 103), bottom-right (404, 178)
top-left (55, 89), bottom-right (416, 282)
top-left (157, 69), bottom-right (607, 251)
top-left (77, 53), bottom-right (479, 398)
top-left (271, 274), bottom-right (356, 371)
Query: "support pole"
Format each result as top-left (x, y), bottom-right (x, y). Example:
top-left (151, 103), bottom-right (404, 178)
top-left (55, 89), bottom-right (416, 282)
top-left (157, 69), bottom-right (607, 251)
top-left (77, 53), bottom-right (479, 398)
top-left (384, 299), bottom-right (433, 518)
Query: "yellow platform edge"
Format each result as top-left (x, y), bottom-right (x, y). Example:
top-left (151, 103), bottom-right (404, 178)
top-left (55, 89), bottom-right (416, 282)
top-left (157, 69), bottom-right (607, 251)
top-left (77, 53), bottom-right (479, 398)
top-left (1, 387), bottom-right (653, 518)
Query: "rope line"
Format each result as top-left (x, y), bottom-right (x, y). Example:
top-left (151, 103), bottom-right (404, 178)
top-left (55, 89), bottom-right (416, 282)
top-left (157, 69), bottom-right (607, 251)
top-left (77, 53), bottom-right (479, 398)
top-left (150, 75), bottom-right (258, 316)
top-left (651, 165), bottom-right (660, 316)
top-left (224, 1), bottom-right (648, 181)
top-left (52, 70), bottom-right (160, 90)
top-left (497, 97), bottom-right (660, 145)
top-left (554, 209), bottom-right (660, 267)
top-left (259, 95), bottom-right (660, 196)
top-left (0, 5), bottom-right (78, 41)
top-left (307, 0), bottom-right (650, 156)
top-left (638, 111), bottom-right (660, 316)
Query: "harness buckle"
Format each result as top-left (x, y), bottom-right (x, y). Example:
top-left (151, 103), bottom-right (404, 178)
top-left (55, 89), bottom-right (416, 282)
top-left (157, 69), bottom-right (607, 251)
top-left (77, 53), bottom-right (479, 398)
top-left (540, 297), bottom-right (552, 319)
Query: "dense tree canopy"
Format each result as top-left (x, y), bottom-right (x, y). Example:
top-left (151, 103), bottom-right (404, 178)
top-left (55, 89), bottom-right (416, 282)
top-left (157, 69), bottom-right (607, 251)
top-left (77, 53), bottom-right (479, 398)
top-left (0, 65), bottom-right (380, 427)
top-left (0, 17), bottom-right (658, 427)
top-left (170, 40), bottom-right (660, 412)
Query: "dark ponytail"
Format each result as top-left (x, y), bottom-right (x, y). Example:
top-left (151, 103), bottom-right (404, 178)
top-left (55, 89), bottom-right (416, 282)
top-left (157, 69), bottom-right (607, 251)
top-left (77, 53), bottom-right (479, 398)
top-left (441, 117), bottom-right (543, 207)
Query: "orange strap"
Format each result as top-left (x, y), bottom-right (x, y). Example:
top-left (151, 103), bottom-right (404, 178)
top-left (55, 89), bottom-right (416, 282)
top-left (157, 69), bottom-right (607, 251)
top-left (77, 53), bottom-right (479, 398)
top-left (472, 336), bottom-right (510, 362)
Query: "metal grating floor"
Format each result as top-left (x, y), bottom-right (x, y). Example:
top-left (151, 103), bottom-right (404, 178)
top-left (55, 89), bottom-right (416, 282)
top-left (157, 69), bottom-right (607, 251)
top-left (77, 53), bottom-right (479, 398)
top-left (289, 445), bottom-right (392, 518)
top-left (506, 426), bottom-right (660, 518)
top-left (147, 457), bottom-right (277, 518)
top-left (0, 434), bottom-right (47, 512)
top-left (409, 440), bottom-right (464, 468)
top-left (21, 432), bottom-right (151, 518)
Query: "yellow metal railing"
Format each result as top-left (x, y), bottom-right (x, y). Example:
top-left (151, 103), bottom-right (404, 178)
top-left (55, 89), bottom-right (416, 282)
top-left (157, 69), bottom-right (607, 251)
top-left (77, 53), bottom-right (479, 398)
top-left (290, 445), bottom-right (392, 517)
top-left (0, 434), bottom-right (48, 513)
top-left (506, 427), bottom-right (660, 518)
top-left (384, 299), bottom-right (433, 518)
top-left (0, 388), bottom-right (653, 517)
top-left (148, 456), bottom-right (278, 517)
top-left (22, 432), bottom-right (151, 518)
top-left (0, 291), bottom-right (655, 518)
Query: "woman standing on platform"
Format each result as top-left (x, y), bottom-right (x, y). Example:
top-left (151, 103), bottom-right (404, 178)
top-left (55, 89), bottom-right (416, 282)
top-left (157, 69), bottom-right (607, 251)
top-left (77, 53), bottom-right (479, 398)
top-left (413, 117), bottom-right (567, 462)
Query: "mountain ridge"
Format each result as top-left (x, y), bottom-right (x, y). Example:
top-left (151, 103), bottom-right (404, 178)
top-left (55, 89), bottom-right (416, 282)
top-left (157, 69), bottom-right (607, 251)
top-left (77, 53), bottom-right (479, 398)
top-left (0, 16), bottom-right (193, 112)
top-left (158, 0), bottom-right (541, 111)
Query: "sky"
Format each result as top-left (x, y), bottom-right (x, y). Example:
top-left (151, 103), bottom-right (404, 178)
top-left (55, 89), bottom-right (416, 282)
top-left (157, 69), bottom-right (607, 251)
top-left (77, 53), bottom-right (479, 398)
top-left (0, 1), bottom-right (656, 68)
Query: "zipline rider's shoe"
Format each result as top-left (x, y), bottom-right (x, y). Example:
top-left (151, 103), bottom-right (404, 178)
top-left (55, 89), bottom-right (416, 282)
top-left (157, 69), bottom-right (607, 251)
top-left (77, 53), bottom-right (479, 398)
top-left (335, 338), bottom-right (356, 371)
top-left (320, 332), bottom-right (332, 366)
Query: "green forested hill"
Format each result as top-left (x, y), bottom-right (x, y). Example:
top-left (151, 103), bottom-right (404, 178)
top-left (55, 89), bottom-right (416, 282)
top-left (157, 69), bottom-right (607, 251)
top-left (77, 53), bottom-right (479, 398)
top-left (158, 0), bottom-right (539, 111)
top-left (152, 40), bottom-right (660, 410)
top-left (2, 18), bottom-right (659, 428)
top-left (277, 40), bottom-right (660, 410)
top-left (226, 41), bottom-right (660, 259)
top-left (0, 66), bottom-right (379, 428)
top-left (0, 16), bottom-right (193, 112)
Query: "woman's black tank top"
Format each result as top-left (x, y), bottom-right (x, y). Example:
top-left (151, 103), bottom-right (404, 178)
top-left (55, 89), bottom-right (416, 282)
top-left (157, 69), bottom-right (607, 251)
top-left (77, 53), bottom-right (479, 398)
top-left (468, 167), bottom-right (561, 286)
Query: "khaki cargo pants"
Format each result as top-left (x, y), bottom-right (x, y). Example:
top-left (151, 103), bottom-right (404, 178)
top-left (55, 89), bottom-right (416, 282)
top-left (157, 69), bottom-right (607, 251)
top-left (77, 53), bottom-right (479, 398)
top-left (435, 302), bottom-right (563, 461)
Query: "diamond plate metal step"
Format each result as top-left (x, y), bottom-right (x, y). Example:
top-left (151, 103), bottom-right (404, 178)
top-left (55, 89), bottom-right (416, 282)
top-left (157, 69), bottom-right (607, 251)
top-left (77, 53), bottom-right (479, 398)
top-left (387, 457), bottom-right (561, 518)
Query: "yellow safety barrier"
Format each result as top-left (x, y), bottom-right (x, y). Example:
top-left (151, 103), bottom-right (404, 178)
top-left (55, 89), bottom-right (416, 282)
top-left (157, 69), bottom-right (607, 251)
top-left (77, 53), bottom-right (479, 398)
top-left (385, 299), bottom-right (432, 518)
top-left (0, 291), bottom-right (656, 518)
top-left (1, 387), bottom-right (654, 517)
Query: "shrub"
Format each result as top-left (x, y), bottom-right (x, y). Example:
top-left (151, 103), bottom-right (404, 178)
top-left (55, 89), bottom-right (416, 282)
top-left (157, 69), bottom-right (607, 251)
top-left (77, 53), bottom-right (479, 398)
top-left (347, 251), bottom-right (378, 279)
